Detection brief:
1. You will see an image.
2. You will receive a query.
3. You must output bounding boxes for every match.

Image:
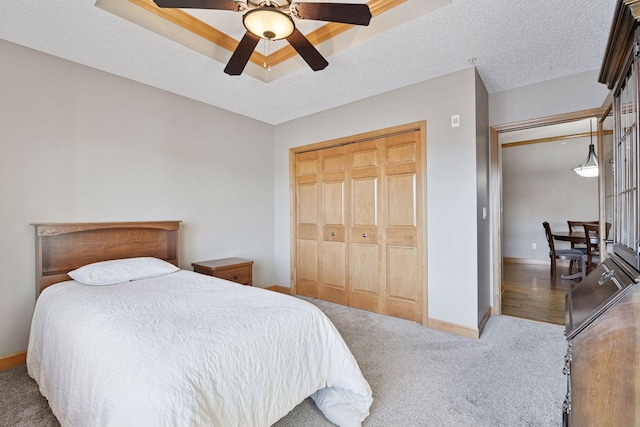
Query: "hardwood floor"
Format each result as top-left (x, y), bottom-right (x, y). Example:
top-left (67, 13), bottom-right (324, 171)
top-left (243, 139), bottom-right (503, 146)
top-left (501, 260), bottom-right (575, 325)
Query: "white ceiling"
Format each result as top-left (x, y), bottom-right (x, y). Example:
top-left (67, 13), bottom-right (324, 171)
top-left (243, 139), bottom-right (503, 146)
top-left (0, 0), bottom-right (617, 125)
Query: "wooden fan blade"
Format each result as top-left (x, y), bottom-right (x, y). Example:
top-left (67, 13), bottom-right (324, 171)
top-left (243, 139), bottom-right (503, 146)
top-left (224, 31), bottom-right (260, 76)
top-left (152, 0), bottom-right (241, 10)
top-left (286, 28), bottom-right (329, 71)
top-left (293, 2), bottom-right (372, 26)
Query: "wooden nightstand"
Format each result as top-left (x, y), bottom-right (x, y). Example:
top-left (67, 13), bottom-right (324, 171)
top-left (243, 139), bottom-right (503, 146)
top-left (192, 258), bottom-right (253, 286)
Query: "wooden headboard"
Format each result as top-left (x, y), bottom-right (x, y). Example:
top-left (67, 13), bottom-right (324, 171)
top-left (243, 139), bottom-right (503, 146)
top-left (32, 221), bottom-right (181, 294)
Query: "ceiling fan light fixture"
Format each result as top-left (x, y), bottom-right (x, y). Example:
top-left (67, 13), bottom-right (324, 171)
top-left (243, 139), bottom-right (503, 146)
top-left (243, 7), bottom-right (295, 40)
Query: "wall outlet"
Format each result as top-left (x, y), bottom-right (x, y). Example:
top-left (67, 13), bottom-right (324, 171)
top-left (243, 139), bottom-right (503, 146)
top-left (532, 243), bottom-right (537, 249)
top-left (451, 114), bottom-right (460, 128)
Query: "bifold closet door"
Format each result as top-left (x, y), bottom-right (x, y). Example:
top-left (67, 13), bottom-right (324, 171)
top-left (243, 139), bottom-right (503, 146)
top-left (294, 151), bottom-right (320, 298)
top-left (349, 140), bottom-right (383, 314)
top-left (293, 125), bottom-right (424, 323)
top-left (319, 146), bottom-right (349, 305)
top-left (382, 132), bottom-right (423, 323)
top-left (294, 146), bottom-right (349, 304)
top-left (348, 132), bottom-right (423, 322)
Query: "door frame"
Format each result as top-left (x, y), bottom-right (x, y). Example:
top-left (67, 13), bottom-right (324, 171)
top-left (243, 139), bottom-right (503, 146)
top-left (289, 120), bottom-right (428, 322)
top-left (490, 108), bottom-right (606, 314)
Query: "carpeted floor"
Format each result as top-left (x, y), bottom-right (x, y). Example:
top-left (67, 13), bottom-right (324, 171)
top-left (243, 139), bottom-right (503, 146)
top-left (0, 297), bottom-right (566, 426)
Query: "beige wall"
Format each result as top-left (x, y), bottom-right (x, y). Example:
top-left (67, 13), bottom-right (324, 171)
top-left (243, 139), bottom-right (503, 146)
top-left (488, 68), bottom-right (609, 309)
top-left (1, 37), bottom-right (610, 358)
top-left (489, 69), bottom-right (609, 126)
top-left (0, 40), bottom-right (275, 357)
top-left (475, 71), bottom-right (491, 323)
top-left (501, 138), bottom-right (599, 259)
top-left (274, 67), bottom-right (487, 330)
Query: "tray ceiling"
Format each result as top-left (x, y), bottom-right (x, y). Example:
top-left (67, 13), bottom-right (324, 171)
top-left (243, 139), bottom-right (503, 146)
top-left (0, 0), bottom-right (617, 125)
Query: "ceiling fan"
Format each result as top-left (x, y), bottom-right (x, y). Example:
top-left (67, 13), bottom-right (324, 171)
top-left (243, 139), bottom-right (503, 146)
top-left (152, 0), bottom-right (372, 75)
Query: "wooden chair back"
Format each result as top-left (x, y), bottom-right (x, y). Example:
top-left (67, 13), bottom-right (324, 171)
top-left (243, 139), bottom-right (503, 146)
top-left (583, 223), bottom-right (600, 274)
top-left (543, 221), bottom-right (556, 254)
top-left (543, 221), bottom-right (585, 280)
top-left (567, 221), bottom-right (598, 250)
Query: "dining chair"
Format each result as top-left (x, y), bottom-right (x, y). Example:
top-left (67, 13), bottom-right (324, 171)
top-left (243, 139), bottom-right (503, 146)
top-left (567, 220), bottom-right (598, 273)
top-left (583, 223), bottom-right (601, 274)
top-left (543, 222), bottom-right (585, 280)
top-left (567, 220), bottom-right (599, 252)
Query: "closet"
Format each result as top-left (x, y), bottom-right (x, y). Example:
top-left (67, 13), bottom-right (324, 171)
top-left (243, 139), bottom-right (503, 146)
top-left (291, 122), bottom-right (426, 323)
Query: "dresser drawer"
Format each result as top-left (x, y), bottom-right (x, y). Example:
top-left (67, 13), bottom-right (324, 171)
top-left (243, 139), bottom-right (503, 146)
top-left (213, 265), bottom-right (251, 285)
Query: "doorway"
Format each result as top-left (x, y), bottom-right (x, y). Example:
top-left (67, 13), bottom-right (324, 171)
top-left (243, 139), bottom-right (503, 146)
top-left (490, 107), bottom-right (607, 323)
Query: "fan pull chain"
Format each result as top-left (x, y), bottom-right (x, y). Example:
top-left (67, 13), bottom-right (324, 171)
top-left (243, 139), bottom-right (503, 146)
top-left (263, 38), bottom-right (272, 71)
top-left (263, 38), bottom-right (267, 69)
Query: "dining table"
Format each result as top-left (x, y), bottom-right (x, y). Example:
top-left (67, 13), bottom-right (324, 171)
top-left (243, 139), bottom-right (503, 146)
top-left (552, 231), bottom-right (598, 245)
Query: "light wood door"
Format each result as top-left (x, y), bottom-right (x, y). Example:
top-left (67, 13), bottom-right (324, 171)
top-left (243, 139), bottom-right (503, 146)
top-left (382, 132), bottom-right (423, 322)
top-left (320, 146), bottom-right (349, 305)
top-left (349, 132), bottom-right (423, 322)
top-left (292, 123), bottom-right (425, 323)
top-left (295, 151), bottom-right (320, 298)
top-left (349, 140), bottom-right (383, 313)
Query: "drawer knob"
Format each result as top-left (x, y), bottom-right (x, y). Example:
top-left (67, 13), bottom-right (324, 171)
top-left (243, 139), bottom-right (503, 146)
top-left (331, 231), bottom-right (335, 237)
top-left (233, 275), bottom-right (238, 280)
top-left (362, 233), bottom-right (367, 238)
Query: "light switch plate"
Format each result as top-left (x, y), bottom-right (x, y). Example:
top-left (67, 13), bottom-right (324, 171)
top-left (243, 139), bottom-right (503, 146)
top-left (451, 114), bottom-right (460, 128)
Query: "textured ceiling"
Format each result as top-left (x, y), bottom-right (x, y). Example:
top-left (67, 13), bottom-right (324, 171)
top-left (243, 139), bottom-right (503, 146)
top-left (0, 0), bottom-right (617, 125)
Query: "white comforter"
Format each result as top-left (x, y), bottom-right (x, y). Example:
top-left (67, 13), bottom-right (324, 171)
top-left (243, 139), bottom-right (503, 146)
top-left (27, 270), bottom-right (372, 427)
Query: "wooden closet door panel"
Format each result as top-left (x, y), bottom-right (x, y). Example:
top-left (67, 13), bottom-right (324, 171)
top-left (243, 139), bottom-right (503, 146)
top-left (298, 181), bottom-right (317, 224)
top-left (297, 239), bottom-right (318, 297)
top-left (387, 174), bottom-right (416, 227)
top-left (386, 245), bottom-right (420, 320)
top-left (387, 246), bottom-right (418, 300)
top-left (323, 180), bottom-right (344, 225)
top-left (295, 152), bottom-right (320, 298)
top-left (349, 243), bottom-right (380, 311)
top-left (321, 147), bottom-right (348, 304)
top-left (296, 155), bottom-right (318, 176)
top-left (323, 241), bottom-right (347, 302)
top-left (352, 177), bottom-right (377, 226)
top-left (383, 132), bottom-right (422, 322)
top-left (351, 175), bottom-right (378, 245)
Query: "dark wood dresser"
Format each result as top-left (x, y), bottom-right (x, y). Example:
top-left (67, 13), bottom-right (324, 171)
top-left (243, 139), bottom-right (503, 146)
top-left (566, 284), bottom-right (639, 426)
top-left (563, 255), bottom-right (640, 426)
top-left (564, 2), bottom-right (640, 424)
top-left (192, 258), bottom-right (253, 286)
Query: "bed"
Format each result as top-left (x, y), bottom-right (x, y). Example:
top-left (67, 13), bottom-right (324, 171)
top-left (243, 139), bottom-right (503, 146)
top-left (27, 221), bottom-right (372, 427)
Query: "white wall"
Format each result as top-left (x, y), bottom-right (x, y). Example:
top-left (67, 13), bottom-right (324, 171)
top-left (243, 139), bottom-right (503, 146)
top-left (0, 40), bottom-right (275, 357)
top-left (274, 67), bottom-right (485, 329)
top-left (502, 138), bottom-right (599, 259)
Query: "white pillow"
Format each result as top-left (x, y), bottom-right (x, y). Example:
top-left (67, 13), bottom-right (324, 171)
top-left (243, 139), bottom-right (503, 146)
top-left (68, 257), bottom-right (179, 286)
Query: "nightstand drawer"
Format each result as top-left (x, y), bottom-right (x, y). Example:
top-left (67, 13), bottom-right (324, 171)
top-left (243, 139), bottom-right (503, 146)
top-left (213, 266), bottom-right (251, 285)
top-left (192, 258), bottom-right (253, 286)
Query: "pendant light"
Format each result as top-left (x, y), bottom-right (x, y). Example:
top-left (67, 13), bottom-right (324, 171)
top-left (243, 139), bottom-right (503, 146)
top-left (572, 119), bottom-right (599, 178)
